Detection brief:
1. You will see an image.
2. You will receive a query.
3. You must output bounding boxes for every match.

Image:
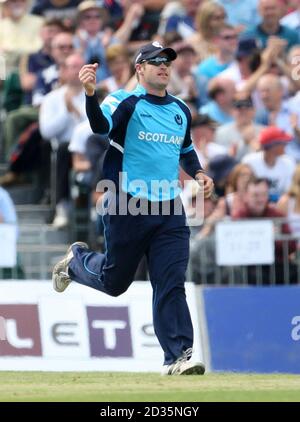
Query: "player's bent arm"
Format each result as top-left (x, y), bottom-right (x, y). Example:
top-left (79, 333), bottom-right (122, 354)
top-left (86, 93), bottom-right (109, 134)
top-left (179, 149), bottom-right (204, 179)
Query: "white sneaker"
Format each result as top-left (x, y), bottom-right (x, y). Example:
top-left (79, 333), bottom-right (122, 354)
top-left (52, 202), bottom-right (69, 229)
top-left (161, 348), bottom-right (205, 375)
top-left (52, 242), bottom-right (88, 292)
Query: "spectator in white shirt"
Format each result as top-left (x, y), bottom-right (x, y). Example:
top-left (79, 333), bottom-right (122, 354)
top-left (242, 126), bottom-right (295, 202)
top-left (280, 2), bottom-right (300, 34)
top-left (39, 53), bottom-right (86, 229)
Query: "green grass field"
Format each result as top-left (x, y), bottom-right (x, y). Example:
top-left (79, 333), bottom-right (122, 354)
top-left (0, 372), bottom-right (300, 402)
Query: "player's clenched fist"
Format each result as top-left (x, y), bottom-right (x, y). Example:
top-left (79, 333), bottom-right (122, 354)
top-left (78, 63), bottom-right (98, 96)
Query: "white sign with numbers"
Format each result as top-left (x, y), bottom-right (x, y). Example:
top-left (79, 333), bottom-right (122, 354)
top-left (216, 220), bottom-right (274, 266)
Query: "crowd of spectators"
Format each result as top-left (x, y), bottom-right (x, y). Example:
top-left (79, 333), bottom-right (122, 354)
top-left (1, 0), bottom-right (300, 283)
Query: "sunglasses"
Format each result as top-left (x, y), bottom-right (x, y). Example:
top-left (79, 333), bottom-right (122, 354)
top-left (221, 34), bottom-right (237, 41)
top-left (233, 101), bottom-right (253, 109)
top-left (143, 57), bottom-right (172, 67)
top-left (82, 14), bottom-right (101, 19)
top-left (54, 44), bottom-right (74, 50)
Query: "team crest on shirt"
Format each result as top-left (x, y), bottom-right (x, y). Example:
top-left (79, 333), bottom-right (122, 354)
top-left (174, 114), bottom-right (183, 126)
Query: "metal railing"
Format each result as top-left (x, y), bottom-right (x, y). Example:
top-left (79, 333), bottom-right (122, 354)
top-left (0, 224), bottom-right (68, 280)
top-left (188, 217), bottom-right (300, 285)
top-left (2, 217), bottom-right (300, 284)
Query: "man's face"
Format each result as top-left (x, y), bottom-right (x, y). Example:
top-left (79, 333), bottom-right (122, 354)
top-left (40, 24), bottom-right (62, 49)
top-left (257, 79), bottom-right (282, 109)
top-left (259, 0), bottom-right (281, 24)
top-left (6, 0), bottom-right (27, 19)
top-left (51, 33), bottom-right (74, 65)
top-left (137, 54), bottom-right (172, 91)
top-left (63, 54), bottom-right (85, 84)
top-left (192, 126), bottom-right (215, 147)
top-left (174, 50), bottom-right (196, 73)
top-left (245, 182), bottom-right (269, 216)
top-left (216, 29), bottom-right (238, 54)
top-left (80, 7), bottom-right (103, 32)
top-left (233, 103), bottom-right (255, 125)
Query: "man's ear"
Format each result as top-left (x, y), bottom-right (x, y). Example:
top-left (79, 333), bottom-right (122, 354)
top-left (136, 64), bottom-right (143, 74)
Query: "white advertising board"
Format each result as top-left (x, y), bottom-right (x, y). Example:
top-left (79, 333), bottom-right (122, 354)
top-left (0, 281), bottom-right (204, 372)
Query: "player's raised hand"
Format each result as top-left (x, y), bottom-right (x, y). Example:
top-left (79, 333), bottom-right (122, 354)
top-left (78, 63), bottom-right (98, 96)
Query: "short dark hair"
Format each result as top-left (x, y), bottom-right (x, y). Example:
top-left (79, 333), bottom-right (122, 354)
top-left (43, 18), bottom-right (66, 31)
top-left (247, 177), bottom-right (270, 189)
top-left (208, 85), bottom-right (224, 100)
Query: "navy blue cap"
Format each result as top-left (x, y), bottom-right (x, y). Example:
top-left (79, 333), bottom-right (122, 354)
top-left (236, 38), bottom-right (258, 59)
top-left (135, 41), bottom-right (177, 64)
top-left (207, 155), bottom-right (238, 183)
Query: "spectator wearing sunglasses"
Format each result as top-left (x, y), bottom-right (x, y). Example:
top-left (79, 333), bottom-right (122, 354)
top-left (74, 0), bottom-right (113, 82)
top-left (194, 24), bottom-right (238, 106)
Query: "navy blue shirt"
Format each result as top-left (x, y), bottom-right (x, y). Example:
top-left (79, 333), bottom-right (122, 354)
top-left (23, 49), bottom-right (54, 104)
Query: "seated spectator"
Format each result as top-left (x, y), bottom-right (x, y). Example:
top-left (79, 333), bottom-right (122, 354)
top-left (194, 24), bottom-right (238, 106)
top-left (242, 126), bottom-right (295, 202)
top-left (74, 0), bottom-right (112, 82)
top-left (196, 163), bottom-right (254, 238)
top-left (242, 0), bottom-right (299, 51)
top-left (186, 1), bottom-right (227, 62)
top-left (256, 73), bottom-right (293, 131)
top-left (0, 31), bottom-right (74, 173)
top-left (255, 73), bottom-right (300, 162)
top-left (200, 77), bottom-right (235, 124)
top-left (160, 0), bottom-right (202, 40)
top-left (30, 0), bottom-right (81, 29)
top-left (232, 177), bottom-right (297, 284)
top-left (19, 18), bottom-right (64, 105)
top-left (220, 38), bottom-right (260, 86)
top-left (98, 44), bottom-right (133, 93)
top-left (214, 96), bottom-right (265, 159)
top-left (167, 40), bottom-right (198, 106)
top-left (180, 114), bottom-right (226, 213)
top-left (39, 53), bottom-right (86, 229)
top-left (276, 164), bottom-right (300, 244)
top-left (219, 37), bottom-right (266, 96)
top-left (190, 114), bottom-right (226, 169)
top-left (32, 31), bottom-right (74, 106)
top-left (113, 0), bottom-right (167, 52)
top-left (0, 0), bottom-right (44, 73)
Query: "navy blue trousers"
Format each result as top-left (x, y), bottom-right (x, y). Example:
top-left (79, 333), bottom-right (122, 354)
top-left (68, 193), bottom-right (193, 365)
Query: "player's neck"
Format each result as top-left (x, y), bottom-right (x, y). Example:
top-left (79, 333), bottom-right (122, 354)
top-left (141, 82), bottom-right (167, 97)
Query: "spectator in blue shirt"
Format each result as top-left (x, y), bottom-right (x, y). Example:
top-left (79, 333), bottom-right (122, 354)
top-left (194, 24), bottom-right (238, 106)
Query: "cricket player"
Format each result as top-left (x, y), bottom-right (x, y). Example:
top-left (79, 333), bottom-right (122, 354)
top-left (52, 41), bottom-right (214, 375)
